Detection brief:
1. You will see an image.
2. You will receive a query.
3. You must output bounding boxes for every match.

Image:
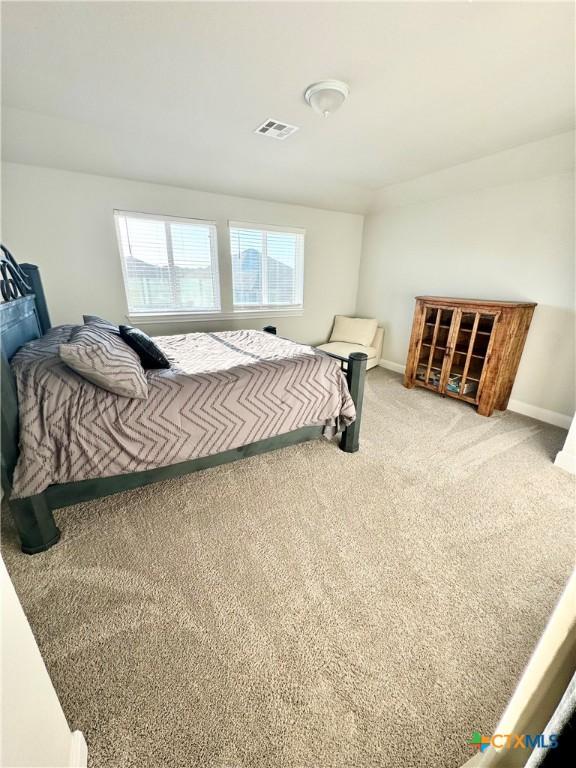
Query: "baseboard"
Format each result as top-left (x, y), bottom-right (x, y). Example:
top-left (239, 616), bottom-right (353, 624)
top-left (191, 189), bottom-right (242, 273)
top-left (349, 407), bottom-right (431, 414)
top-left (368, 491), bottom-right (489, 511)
top-left (554, 449), bottom-right (576, 475)
top-left (507, 399), bottom-right (572, 429)
top-left (68, 731), bottom-right (88, 768)
top-left (378, 361), bottom-right (572, 429)
top-left (379, 359), bottom-right (406, 375)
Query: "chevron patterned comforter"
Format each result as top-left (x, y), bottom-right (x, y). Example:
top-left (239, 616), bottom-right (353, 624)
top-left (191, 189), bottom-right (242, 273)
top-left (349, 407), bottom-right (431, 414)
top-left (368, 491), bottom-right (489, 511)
top-left (10, 327), bottom-right (355, 499)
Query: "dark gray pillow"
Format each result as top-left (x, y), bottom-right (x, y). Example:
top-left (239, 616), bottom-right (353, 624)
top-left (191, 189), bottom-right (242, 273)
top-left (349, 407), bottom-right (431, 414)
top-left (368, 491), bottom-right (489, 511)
top-left (119, 325), bottom-right (170, 370)
top-left (83, 314), bottom-right (120, 335)
top-left (60, 325), bottom-right (148, 399)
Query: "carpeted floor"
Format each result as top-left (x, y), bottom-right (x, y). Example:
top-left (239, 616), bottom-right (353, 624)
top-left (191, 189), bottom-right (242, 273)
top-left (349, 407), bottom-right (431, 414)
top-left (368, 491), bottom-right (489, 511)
top-left (2, 368), bottom-right (575, 768)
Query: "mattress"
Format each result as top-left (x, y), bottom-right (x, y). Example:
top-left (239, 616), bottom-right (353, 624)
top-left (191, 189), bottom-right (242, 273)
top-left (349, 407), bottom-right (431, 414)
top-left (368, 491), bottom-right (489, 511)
top-left (10, 327), bottom-right (355, 498)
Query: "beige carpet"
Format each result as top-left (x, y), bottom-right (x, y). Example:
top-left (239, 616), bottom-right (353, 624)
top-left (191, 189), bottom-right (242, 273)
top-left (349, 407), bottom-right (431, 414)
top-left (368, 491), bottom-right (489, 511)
top-left (2, 369), bottom-right (574, 768)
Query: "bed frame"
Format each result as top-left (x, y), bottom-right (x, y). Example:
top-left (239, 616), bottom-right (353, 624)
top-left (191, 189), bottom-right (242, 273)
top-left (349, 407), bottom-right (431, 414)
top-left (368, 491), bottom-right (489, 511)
top-left (0, 246), bottom-right (367, 554)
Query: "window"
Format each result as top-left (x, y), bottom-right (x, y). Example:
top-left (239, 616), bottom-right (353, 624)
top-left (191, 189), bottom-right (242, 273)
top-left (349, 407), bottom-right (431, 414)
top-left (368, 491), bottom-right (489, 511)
top-left (229, 222), bottom-right (304, 311)
top-left (114, 211), bottom-right (220, 316)
top-left (114, 211), bottom-right (305, 320)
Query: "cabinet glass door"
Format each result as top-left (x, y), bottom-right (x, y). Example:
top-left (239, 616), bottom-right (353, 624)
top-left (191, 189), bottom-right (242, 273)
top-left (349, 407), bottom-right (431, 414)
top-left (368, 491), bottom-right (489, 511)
top-left (415, 306), bottom-right (454, 391)
top-left (444, 312), bottom-right (497, 401)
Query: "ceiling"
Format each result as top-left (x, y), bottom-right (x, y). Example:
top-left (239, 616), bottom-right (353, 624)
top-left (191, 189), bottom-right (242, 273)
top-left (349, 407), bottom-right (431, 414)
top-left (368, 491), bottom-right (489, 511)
top-left (2, 1), bottom-right (574, 213)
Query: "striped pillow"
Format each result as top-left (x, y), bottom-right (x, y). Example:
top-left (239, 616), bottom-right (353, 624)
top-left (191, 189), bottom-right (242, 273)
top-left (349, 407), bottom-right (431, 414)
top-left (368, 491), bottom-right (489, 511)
top-left (60, 325), bottom-right (148, 399)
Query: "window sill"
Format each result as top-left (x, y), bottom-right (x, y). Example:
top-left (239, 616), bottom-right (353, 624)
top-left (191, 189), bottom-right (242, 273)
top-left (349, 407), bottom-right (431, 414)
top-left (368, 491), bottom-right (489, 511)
top-left (128, 308), bottom-right (304, 325)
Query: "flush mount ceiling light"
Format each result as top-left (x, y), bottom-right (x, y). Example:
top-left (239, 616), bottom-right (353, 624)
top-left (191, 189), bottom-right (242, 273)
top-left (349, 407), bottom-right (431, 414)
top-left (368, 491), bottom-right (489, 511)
top-left (304, 80), bottom-right (350, 117)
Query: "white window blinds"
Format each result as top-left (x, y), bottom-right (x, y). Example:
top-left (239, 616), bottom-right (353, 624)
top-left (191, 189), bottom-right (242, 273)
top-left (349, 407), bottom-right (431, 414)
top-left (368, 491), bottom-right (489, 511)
top-left (114, 211), bottom-right (220, 315)
top-left (229, 222), bottom-right (304, 310)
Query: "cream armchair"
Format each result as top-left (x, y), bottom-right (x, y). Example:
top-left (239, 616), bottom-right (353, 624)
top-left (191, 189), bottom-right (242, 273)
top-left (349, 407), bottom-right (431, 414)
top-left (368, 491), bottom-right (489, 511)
top-left (317, 315), bottom-right (383, 371)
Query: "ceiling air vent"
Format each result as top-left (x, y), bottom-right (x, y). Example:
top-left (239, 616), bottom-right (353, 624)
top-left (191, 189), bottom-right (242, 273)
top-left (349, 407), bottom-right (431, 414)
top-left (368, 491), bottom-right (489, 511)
top-left (254, 119), bottom-right (299, 140)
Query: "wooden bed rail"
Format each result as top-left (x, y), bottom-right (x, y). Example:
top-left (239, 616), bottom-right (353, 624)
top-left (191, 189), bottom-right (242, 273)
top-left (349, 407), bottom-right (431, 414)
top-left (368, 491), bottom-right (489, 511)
top-left (263, 326), bottom-right (367, 453)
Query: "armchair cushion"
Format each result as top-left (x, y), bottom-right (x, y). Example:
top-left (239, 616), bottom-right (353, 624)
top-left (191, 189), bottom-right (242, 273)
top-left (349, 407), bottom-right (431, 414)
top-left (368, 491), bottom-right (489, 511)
top-left (317, 341), bottom-right (380, 370)
top-left (319, 341), bottom-right (377, 359)
top-left (330, 316), bottom-right (378, 348)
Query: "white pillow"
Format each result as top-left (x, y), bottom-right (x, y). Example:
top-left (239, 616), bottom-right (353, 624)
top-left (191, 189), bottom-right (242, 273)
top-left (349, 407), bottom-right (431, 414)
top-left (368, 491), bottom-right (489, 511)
top-left (330, 316), bottom-right (378, 347)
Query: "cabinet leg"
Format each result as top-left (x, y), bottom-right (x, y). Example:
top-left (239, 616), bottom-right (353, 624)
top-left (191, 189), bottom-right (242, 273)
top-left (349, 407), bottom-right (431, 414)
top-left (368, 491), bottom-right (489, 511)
top-left (477, 403), bottom-right (494, 417)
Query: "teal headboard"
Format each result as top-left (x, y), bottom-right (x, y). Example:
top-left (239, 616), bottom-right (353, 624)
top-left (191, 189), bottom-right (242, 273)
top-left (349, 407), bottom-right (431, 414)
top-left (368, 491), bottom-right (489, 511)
top-left (0, 247), bottom-right (50, 495)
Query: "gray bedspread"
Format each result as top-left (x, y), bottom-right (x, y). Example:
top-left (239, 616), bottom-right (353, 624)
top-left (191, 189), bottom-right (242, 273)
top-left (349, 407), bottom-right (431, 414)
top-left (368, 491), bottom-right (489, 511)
top-left (10, 327), bottom-right (355, 499)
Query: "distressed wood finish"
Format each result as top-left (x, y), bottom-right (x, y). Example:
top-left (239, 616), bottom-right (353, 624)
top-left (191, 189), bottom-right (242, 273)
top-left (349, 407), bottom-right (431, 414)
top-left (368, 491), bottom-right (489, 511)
top-left (20, 263), bottom-right (51, 334)
top-left (403, 297), bottom-right (536, 417)
top-left (1, 296), bottom-right (44, 492)
top-left (403, 299), bottom-right (426, 388)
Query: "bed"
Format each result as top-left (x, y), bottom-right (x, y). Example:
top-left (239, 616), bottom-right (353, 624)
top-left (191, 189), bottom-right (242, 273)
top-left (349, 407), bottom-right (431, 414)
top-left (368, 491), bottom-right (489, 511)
top-left (0, 247), bottom-right (367, 554)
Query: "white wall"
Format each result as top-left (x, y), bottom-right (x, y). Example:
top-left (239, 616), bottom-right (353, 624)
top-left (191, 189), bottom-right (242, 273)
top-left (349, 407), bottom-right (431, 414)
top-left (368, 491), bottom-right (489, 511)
top-left (1, 163), bottom-right (364, 344)
top-left (555, 416), bottom-right (576, 474)
top-left (357, 134), bottom-right (575, 421)
top-left (1, 556), bottom-right (87, 767)
top-left (479, 571), bottom-right (576, 768)
top-left (3, 135), bottom-right (574, 421)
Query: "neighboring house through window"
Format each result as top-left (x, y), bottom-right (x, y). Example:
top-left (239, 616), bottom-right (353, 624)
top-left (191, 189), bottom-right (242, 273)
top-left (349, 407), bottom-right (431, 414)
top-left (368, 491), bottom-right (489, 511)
top-left (114, 211), bottom-right (220, 317)
top-left (229, 222), bottom-right (304, 311)
top-left (114, 210), bottom-right (304, 320)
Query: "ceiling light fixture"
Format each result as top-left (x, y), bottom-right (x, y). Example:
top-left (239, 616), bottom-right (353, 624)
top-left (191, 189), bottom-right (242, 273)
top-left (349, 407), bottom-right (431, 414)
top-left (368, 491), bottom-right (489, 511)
top-left (304, 80), bottom-right (350, 117)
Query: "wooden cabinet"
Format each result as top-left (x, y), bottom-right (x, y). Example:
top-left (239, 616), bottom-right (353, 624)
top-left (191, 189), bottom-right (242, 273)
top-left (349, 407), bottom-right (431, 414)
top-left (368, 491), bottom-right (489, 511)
top-left (404, 297), bottom-right (536, 416)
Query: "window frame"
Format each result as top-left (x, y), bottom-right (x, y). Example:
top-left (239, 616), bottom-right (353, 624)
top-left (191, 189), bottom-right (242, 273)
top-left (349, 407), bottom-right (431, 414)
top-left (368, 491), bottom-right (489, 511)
top-left (114, 209), bottom-right (221, 321)
top-left (114, 210), bottom-right (305, 324)
top-left (228, 220), bottom-right (305, 313)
